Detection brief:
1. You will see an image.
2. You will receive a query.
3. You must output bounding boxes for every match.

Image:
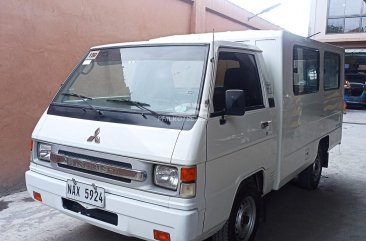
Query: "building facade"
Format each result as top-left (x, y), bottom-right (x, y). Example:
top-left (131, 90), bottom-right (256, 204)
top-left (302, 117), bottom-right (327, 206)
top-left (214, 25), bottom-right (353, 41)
top-left (310, 0), bottom-right (366, 86)
top-left (0, 0), bottom-right (281, 196)
top-left (309, 0), bottom-right (366, 48)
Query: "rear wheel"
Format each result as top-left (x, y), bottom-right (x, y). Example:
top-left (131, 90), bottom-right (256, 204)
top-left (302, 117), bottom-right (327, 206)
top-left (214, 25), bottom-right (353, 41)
top-left (297, 149), bottom-right (323, 190)
top-left (212, 181), bottom-right (262, 241)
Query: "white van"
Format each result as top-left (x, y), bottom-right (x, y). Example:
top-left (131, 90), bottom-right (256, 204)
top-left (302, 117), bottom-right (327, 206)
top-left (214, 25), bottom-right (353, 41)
top-left (26, 31), bottom-right (344, 241)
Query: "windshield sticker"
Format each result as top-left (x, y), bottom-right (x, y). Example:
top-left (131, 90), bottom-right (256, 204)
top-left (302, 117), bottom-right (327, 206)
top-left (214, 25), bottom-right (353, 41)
top-left (175, 105), bottom-right (188, 113)
top-left (86, 50), bottom-right (100, 60)
top-left (82, 59), bottom-right (92, 65)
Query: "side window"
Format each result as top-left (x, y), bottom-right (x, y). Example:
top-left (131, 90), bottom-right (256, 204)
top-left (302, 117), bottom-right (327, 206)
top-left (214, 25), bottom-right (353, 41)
top-left (324, 52), bottom-right (341, 90)
top-left (293, 46), bottom-right (320, 95)
top-left (212, 51), bottom-right (264, 113)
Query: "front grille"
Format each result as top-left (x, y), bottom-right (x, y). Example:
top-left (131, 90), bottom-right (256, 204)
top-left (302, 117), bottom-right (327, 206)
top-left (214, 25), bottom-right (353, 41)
top-left (59, 150), bottom-right (132, 169)
top-left (57, 150), bottom-right (132, 183)
top-left (62, 198), bottom-right (118, 226)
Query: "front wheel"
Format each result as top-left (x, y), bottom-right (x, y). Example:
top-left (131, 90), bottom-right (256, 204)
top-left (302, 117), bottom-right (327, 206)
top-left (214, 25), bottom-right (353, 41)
top-left (212, 181), bottom-right (262, 241)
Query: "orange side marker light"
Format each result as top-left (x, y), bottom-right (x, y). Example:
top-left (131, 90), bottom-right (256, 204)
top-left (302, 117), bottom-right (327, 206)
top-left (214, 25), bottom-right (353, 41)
top-left (153, 229), bottom-right (171, 241)
top-left (33, 191), bottom-right (42, 202)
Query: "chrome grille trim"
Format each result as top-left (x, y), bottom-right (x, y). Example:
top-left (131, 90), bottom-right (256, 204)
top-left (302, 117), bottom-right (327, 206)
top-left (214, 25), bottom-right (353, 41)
top-left (50, 153), bottom-right (147, 182)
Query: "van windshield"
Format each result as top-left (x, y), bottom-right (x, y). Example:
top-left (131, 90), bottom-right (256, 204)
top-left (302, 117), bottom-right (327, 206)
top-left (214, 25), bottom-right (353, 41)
top-left (53, 45), bottom-right (209, 116)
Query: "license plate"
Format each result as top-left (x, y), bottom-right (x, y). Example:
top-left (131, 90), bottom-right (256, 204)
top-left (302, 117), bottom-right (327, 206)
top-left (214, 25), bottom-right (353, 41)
top-left (66, 180), bottom-right (105, 208)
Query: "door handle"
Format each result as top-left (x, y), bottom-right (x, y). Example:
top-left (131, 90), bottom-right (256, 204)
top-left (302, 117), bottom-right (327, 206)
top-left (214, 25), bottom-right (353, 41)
top-left (261, 121), bottom-right (272, 129)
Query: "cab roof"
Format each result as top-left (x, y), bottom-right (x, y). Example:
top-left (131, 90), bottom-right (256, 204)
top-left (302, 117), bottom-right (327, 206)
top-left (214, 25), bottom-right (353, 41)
top-left (91, 30), bottom-right (286, 51)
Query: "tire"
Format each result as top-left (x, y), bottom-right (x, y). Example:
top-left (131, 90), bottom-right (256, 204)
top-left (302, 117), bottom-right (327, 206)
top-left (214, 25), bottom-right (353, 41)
top-left (297, 148), bottom-right (323, 190)
top-left (212, 181), bottom-right (262, 241)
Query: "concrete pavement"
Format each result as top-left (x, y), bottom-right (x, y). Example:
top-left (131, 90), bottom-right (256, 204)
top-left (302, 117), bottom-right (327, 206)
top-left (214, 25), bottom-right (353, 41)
top-left (1, 109), bottom-right (365, 241)
top-left (255, 109), bottom-right (366, 241)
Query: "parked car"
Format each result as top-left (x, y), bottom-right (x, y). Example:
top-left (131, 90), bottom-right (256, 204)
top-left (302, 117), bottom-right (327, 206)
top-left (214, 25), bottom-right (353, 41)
top-left (345, 74), bottom-right (366, 107)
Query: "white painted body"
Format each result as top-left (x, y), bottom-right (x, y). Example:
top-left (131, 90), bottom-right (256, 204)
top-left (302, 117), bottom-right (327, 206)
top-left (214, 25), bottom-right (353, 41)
top-left (26, 30), bottom-right (344, 241)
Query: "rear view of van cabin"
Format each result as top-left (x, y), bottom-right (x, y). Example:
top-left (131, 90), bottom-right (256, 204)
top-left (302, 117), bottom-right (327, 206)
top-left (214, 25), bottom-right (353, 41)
top-left (26, 30), bottom-right (344, 241)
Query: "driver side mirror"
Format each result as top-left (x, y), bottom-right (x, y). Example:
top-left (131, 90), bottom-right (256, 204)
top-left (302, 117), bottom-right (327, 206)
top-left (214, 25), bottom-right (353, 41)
top-left (225, 89), bottom-right (245, 116)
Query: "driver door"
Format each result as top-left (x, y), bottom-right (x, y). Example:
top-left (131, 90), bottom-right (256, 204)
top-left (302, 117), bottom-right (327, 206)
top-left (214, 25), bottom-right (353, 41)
top-left (204, 48), bottom-right (275, 232)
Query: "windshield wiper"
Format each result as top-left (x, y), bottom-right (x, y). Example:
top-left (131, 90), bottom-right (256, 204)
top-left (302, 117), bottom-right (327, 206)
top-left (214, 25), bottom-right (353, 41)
top-left (62, 92), bottom-right (103, 115)
top-left (106, 98), bottom-right (170, 125)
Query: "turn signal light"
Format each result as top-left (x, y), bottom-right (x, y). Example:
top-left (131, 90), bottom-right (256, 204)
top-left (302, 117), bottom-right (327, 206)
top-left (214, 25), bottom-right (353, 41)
top-left (153, 229), bottom-right (170, 241)
top-left (33, 191), bottom-right (42, 202)
top-left (180, 183), bottom-right (196, 198)
top-left (181, 167), bottom-right (196, 182)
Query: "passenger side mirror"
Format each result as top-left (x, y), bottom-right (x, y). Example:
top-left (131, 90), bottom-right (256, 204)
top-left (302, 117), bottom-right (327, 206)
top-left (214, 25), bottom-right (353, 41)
top-left (225, 90), bottom-right (245, 116)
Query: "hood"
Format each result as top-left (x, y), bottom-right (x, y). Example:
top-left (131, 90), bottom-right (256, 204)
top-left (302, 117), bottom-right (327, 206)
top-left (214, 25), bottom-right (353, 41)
top-left (32, 113), bottom-right (182, 163)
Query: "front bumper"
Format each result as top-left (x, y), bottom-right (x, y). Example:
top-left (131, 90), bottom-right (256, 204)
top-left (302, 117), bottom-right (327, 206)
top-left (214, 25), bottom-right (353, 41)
top-left (26, 170), bottom-right (203, 241)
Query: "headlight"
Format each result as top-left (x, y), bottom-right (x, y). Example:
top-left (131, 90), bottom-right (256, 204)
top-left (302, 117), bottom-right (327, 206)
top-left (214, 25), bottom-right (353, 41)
top-left (154, 165), bottom-right (179, 190)
top-left (38, 143), bottom-right (52, 162)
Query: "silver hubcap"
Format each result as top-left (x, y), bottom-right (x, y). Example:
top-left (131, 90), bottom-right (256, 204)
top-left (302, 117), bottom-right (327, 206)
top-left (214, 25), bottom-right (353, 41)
top-left (234, 196), bottom-right (256, 241)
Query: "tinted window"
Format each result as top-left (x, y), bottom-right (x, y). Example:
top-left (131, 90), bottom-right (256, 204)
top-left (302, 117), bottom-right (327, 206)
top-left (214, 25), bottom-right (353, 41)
top-left (362, 17), bottom-right (366, 32)
top-left (293, 46), bottom-right (320, 95)
top-left (345, 74), bottom-right (366, 84)
top-left (345, 17), bottom-right (361, 32)
top-left (327, 0), bottom-right (365, 34)
top-left (212, 51), bottom-right (264, 112)
top-left (324, 52), bottom-right (341, 90)
top-left (327, 18), bottom-right (345, 33)
top-left (345, 0), bottom-right (362, 15)
top-left (329, 0), bottom-right (345, 17)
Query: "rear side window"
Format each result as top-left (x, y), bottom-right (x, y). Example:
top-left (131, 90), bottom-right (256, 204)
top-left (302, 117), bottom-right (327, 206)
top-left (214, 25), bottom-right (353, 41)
top-left (324, 51), bottom-right (340, 90)
top-left (293, 46), bottom-right (320, 95)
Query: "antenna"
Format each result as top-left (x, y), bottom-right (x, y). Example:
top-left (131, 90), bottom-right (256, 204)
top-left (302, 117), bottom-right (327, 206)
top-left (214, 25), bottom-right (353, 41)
top-left (248, 3), bottom-right (281, 21)
top-left (207, 29), bottom-right (216, 114)
top-left (212, 28), bottom-right (215, 63)
top-left (307, 32), bottom-right (321, 38)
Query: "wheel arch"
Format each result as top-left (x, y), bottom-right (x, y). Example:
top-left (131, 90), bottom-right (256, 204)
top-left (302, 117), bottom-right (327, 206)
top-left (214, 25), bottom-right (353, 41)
top-left (232, 170), bottom-right (264, 207)
top-left (212, 171), bottom-right (264, 241)
top-left (318, 136), bottom-right (330, 168)
top-left (231, 171), bottom-right (264, 236)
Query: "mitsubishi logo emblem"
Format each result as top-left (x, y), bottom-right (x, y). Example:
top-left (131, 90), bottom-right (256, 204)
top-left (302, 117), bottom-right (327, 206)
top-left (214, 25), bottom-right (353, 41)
top-left (87, 128), bottom-right (100, 144)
